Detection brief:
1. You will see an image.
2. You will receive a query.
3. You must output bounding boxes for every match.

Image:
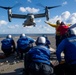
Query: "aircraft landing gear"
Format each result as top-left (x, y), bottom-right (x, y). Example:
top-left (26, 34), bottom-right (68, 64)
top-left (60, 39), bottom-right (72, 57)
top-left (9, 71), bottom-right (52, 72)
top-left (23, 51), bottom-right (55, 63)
top-left (33, 23), bottom-right (36, 27)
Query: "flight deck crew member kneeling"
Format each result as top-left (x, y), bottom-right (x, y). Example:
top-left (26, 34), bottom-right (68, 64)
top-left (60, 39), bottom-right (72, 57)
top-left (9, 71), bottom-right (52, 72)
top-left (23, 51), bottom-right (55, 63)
top-left (17, 33), bottom-right (35, 59)
top-left (1, 35), bottom-right (16, 57)
top-left (24, 36), bottom-right (54, 75)
top-left (54, 28), bottom-right (76, 75)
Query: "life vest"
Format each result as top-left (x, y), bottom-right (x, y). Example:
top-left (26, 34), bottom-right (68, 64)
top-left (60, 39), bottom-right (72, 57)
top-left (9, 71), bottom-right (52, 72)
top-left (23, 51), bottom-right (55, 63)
top-left (17, 38), bottom-right (30, 50)
top-left (1, 38), bottom-right (12, 49)
top-left (57, 25), bottom-right (69, 35)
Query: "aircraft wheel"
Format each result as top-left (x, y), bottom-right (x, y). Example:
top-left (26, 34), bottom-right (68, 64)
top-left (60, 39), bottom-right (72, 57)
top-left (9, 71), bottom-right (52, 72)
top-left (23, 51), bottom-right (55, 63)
top-left (33, 23), bottom-right (36, 27)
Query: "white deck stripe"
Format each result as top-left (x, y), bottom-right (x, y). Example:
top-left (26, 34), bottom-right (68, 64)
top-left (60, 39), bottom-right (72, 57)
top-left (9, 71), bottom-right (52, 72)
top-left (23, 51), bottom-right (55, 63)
top-left (50, 47), bottom-right (64, 56)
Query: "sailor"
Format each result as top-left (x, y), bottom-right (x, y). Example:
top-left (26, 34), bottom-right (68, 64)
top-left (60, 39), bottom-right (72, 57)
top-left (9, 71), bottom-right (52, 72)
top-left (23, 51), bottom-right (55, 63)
top-left (24, 36), bottom-right (54, 75)
top-left (45, 20), bottom-right (61, 48)
top-left (45, 20), bottom-right (70, 48)
top-left (54, 28), bottom-right (76, 75)
top-left (17, 33), bottom-right (35, 59)
top-left (1, 34), bottom-right (16, 57)
top-left (57, 21), bottom-right (70, 44)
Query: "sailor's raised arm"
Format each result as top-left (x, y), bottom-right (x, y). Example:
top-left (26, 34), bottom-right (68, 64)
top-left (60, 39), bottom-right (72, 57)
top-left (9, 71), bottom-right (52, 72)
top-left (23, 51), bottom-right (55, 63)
top-left (44, 21), bottom-right (57, 27)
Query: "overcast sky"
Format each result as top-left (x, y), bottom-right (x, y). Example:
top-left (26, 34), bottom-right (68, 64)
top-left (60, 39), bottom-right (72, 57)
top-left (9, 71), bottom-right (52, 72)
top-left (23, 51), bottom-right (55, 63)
top-left (0, 0), bottom-right (76, 34)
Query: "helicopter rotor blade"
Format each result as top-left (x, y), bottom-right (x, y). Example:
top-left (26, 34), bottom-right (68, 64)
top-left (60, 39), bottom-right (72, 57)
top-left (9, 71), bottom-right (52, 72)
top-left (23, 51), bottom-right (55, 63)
top-left (36, 3), bottom-right (45, 8)
top-left (12, 3), bottom-right (22, 8)
top-left (0, 3), bottom-right (22, 10)
top-left (0, 6), bottom-right (12, 9)
top-left (47, 5), bottom-right (61, 9)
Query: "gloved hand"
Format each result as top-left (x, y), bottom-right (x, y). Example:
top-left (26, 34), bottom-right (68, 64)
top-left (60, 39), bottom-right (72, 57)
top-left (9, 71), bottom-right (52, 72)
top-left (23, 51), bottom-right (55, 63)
top-left (44, 21), bottom-right (49, 24)
top-left (59, 61), bottom-right (65, 64)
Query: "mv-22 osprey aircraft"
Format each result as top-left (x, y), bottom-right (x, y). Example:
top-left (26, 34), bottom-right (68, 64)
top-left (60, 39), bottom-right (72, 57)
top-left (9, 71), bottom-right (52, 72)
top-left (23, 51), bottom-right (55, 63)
top-left (0, 5), bottom-right (61, 27)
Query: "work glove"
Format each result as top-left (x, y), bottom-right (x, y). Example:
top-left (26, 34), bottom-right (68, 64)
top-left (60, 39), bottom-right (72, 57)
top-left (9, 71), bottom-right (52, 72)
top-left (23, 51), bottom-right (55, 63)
top-left (44, 21), bottom-right (49, 24)
top-left (59, 61), bottom-right (65, 64)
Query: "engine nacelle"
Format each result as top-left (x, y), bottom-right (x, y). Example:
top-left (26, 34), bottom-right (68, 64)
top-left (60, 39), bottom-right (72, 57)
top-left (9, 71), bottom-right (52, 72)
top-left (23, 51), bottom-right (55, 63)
top-left (45, 7), bottom-right (49, 21)
top-left (46, 12), bottom-right (49, 21)
top-left (8, 9), bottom-right (12, 22)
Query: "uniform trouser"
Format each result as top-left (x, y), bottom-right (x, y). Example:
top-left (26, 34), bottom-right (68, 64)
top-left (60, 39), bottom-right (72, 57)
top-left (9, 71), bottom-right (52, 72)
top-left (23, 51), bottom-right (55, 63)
top-left (18, 47), bottom-right (31, 59)
top-left (54, 63), bottom-right (66, 75)
top-left (65, 64), bottom-right (76, 75)
top-left (54, 63), bottom-right (76, 75)
top-left (55, 35), bottom-right (68, 48)
top-left (25, 62), bottom-right (54, 75)
top-left (2, 48), bottom-right (12, 56)
top-left (55, 35), bottom-right (61, 48)
top-left (18, 44), bottom-right (33, 59)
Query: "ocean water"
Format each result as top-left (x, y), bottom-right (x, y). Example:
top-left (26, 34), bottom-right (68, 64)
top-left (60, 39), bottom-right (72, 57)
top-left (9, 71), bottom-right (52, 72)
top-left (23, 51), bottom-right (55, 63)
top-left (0, 33), bottom-right (55, 38)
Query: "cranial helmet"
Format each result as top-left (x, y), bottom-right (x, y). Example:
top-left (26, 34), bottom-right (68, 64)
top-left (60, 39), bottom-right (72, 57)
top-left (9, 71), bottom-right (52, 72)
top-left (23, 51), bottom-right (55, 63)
top-left (60, 21), bottom-right (65, 25)
top-left (56, 20), bottom-right (61, 25)
top-left (67, 28), bottom-right (76, 37)
top-left (7, 35), bottom-right (12, 38)
top-left (20, 33), bottom-right (26, 38)
top-left (35, 36), bottom-right (46, 45)
top-left (69, 29), bottom-right (76, 36)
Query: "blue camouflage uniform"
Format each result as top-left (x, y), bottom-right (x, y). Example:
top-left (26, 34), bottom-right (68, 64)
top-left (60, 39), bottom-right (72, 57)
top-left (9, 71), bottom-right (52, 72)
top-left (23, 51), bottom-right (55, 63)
top-left (24, 44), bottom-right (53, 75)
top-left (1, 38), bottom-right (15, 56)
top-left (54, 35), bottom-right (76, 75)
top-left (17, 36), bottom-right (35, 59)
top-left (56, 36), bottom-right (76, 64)
top-left (27, 45), bottom-right (51, 65)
